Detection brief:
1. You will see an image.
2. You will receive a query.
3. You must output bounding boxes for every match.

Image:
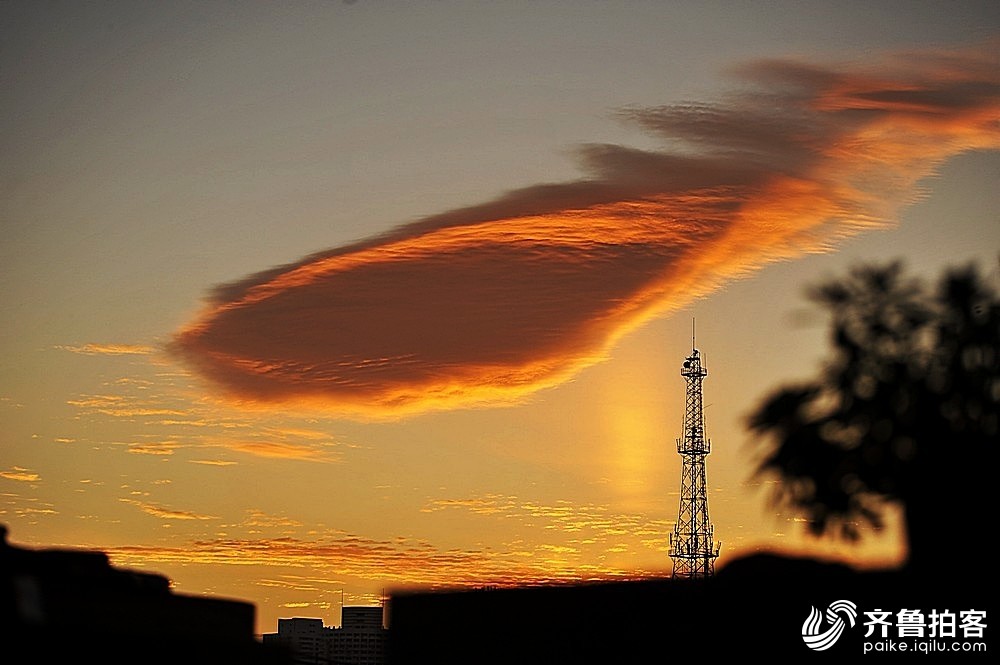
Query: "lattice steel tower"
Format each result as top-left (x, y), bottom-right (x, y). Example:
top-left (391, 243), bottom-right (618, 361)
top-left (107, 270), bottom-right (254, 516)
top-left (669, 337), bottom-right (721, 579)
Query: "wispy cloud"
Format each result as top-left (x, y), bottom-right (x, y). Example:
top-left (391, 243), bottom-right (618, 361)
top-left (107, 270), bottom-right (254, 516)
top-left (67, 389), bottom-right (343, 462)
top-left (58, 343), bottom-right (155, 356)
top-left (167, 44), bottom-right (996, 417)
top-left (127, 441), bottom-right (182, 456)
top-left (0, 467), bottom-right (40, 482)
top-left (242, 509), bottom-right (302, 528)
top-left (119, 498), bottom-right (218, 521)
top-left (219, 440), bottom-right (336, 461)
top-left (422, 495), bottom-right (671, 545)
top-left (104, 531), bottom-right (663, 589)
top-left (67, 395), bottom-right (186, 418)
top-left (16, 507), bottom-right (57, 515)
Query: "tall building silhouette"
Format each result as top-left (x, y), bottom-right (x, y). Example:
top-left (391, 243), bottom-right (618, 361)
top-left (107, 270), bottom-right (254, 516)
top-left (668, 342), bottom-right (721, 578)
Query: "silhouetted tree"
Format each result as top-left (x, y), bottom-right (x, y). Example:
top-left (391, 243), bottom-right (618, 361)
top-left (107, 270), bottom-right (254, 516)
top-left (748, 259), bottom-right (998, 574)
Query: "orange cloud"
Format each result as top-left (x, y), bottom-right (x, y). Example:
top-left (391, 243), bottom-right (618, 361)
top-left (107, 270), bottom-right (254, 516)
top-left (58, 343), bottom-right (155, 356)
top-left (217, 439), bottom-right (337, 462)
top-left (119, 498), bottom-right (218, 521)
top-left (104, 533), bottom-right (661, 590)
top-left (127, 441), bottom-right (182, 456)
top-left (422, 495), bottom-right (672, 543)
top-left (68, 395), bottom-right (186, 418)
top-left (172, 45), bottom-right (1000, 417)
top-left (242, 509), bottom-right (302, 528)
top-left (0, 467), bottom-right (40, 482)
top-left (66, 387), bottom-right (342, 462)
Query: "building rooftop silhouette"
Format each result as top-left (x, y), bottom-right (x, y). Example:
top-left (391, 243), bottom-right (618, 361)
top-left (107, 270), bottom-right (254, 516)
top-left (1, 525), bottom-right (289, 664)
top-left (263, 605), bottom-right (387, 665)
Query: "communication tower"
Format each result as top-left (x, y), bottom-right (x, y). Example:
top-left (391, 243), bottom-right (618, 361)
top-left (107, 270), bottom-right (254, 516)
top-left (669, 331), bottom-right (721, 579)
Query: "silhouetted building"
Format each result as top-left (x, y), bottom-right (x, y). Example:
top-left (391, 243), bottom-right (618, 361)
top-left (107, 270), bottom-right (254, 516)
top-left (0, 524), bottom-right (289, 664)
top-left (263, 606), bottom-right (386, 665)
top-left (332, 606), bottom-right (387, 664)
top-left (264, 617), bottom-right (328, 664)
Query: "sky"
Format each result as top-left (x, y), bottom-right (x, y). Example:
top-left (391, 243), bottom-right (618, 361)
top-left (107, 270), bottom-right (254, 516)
top-left (2, 1), bottom-right (998, 637)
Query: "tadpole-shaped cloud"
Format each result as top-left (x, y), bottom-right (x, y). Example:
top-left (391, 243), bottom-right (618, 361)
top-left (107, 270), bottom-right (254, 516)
top-left (172, 45), bottom-right (1000, 417)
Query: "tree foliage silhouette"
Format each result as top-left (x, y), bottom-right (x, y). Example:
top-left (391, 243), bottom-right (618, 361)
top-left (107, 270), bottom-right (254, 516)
top-left (748, 260), bottom-right (998, 572)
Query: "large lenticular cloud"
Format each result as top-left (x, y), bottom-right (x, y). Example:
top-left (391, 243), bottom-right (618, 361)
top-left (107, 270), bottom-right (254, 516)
top-left (172, 46), bottom-right (999, 417)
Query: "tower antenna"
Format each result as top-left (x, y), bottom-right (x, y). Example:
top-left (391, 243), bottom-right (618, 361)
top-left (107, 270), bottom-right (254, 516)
top-left (669, 340), bottom-right (721, 579)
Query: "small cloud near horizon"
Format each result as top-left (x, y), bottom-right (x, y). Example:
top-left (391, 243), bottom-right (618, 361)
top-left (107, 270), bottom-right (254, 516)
top-left (172, 44), bottom-right (1000, 418)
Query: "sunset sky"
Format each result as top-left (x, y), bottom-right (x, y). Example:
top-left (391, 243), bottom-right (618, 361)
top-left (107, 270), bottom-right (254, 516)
top-left (2, 1), bottom-right (998, 636)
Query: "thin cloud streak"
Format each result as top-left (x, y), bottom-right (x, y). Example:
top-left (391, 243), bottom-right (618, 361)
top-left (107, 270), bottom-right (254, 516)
top-left (58, 343), bottom-right (156, 356)
top-left (0, 467), bottom-right (41, 482)
top-left (221, 440), bottom-right (337, 462)
top-left (101, 499), bottom-right (673, 591)
top-left (119, 498), bottom-right (218, 521)
top-left (173, 45), bottom-right (1000, 417)
top-left (68, 395), bottom-right (187, 418)
top-left (105, 533), bottom-right (663, 590)
top-left (66, 388), bottom-right (343, 462)
top-left (422, 495), bottom-right (672, 542)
